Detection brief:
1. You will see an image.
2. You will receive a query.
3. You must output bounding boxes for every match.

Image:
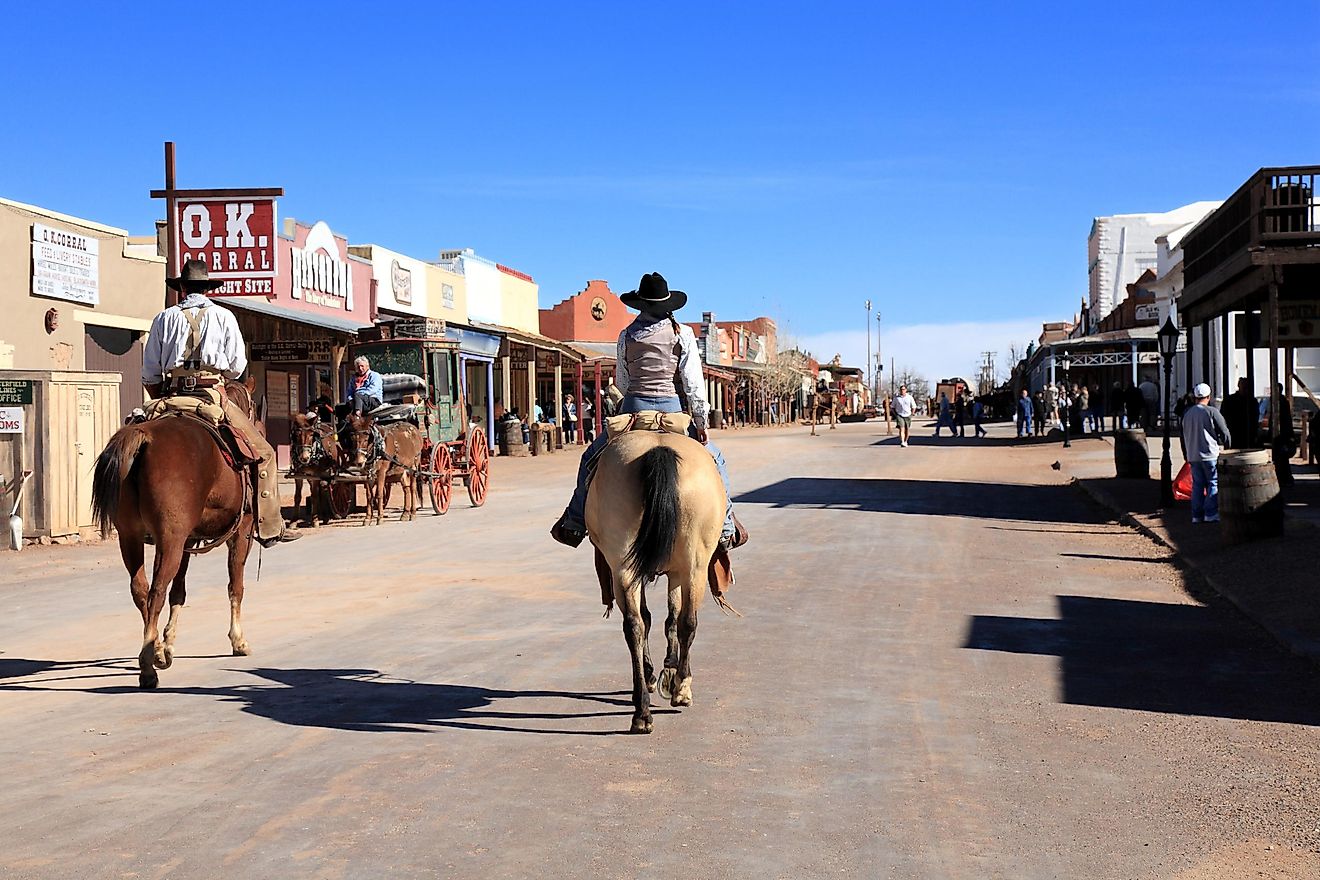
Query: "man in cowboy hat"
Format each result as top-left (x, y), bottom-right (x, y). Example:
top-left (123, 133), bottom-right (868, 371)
top-left (141, 259), bottom-right (300, 546)
top-left (550, 271), bottom-right (748, 551)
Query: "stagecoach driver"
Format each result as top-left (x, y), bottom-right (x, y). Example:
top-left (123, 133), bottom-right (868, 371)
top-left (550, 271), bottom-right (748, 551)
top-left (141, 259), bottom-right (301, 547)
top-left (346, 355), bottom-right (384, 414)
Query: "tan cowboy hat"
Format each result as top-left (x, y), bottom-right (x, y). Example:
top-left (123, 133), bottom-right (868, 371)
top-left (166, 259), bottom-right (224, 292)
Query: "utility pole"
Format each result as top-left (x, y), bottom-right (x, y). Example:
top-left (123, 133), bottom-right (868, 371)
top-left (864, 300), bottom-right (872, 402)
top-left (875, 311), bottom-right (883, 402)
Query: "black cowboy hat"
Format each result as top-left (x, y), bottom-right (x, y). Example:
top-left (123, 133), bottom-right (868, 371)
top-left (620, 272), bottom-right (687, 314)
top-left (166, 259), bottom-right (225, 292)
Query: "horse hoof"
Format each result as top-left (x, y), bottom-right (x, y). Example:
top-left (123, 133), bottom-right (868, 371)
top-left (671, 688), bottom-right (692, 708)
top-left (232, 643), bottom-right (251, 657)
top-left (157, 649), bottom-right (173, 670)
top-left (657, 668), bottom-right (675, 701)
top-left (139, 673), bottom-right (158, 689)
top-left (629, 717), bottom-right (653, 735)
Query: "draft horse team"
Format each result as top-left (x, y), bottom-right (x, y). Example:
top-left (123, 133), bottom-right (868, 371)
top-left (93, 266), bottom-right (746, 733)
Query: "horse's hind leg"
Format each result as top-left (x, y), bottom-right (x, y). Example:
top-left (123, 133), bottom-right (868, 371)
top-left (616, 572), bottom-right (653, 734)
top-left (671, 576), bottom-right (703, 708)
top-left (657, 578), bottom-right (681, 701)
top-left (640, 581), bottom-right (656, 693)
top-left (160, 552), bottom-right (191, 669)
top-left (227, 523), bottom-right (253, 656)
top-left (139, 535), bottom-right (185, 688)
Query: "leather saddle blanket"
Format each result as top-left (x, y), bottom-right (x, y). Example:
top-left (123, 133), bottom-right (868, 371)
top-left (140, 397), bottom-right (262, 472)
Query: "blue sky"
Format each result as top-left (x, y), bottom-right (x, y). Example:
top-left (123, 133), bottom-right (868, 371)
top-left (3, 1), bottom-right (1317, 383)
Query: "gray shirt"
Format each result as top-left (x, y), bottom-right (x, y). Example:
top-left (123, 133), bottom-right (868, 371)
top-left (1181, 403), bottom-right (1232, 462)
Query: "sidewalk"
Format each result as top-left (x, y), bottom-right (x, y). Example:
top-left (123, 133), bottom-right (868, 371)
top-left (1061, 429), bottom-right (1320, 662)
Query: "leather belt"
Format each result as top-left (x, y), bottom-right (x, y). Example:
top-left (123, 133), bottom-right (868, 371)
top-left (168, 375), bottom-right (221, 392)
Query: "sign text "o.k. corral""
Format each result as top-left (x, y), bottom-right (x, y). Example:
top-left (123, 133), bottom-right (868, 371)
top-left (176, 198), bottom-right (278, 296)
top-left (31, 223), bottom-right (100, 305)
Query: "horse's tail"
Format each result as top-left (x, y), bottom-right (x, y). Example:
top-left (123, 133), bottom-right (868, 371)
top-left (624, 445), bottom-right (681, 579)
top-left (91, 426), bottom-right (150, 537)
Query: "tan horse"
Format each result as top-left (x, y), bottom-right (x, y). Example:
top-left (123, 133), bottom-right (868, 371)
top-left (586, 430), bottom-right (727, 734)
top-left (91, 382), bottom-right (257, 689)
top-left (345, 412), bottom-right (423, 524)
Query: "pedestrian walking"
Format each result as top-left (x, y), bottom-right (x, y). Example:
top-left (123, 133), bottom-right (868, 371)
top-left (1124, 383), bottom-right (1144, 432)
top-left (1016, 388), bottom-right (1033, 438)
top-left (1182, 382), bottom-right (1232, 523)
top-left (1111, 381), bottom-right (1125, 431)
top-left (954, 393), bottom-right (967, 437)
top-left (1076, 384), bottom-right (1089, 435)
top-left (1090, 383), bottom-right (1105, 433)
top-left (892, 384), bottom-right (916, 447)
top-left (973, 398), bottom-right (988, 437)
top-left (934, 393), bottom-right (952, 437)
top-left (563, 394), bottom-right (579, 443)
top-left (1269, 382), bottom-right (1296, 487)
top-left (1033, 391), bottom-right (1046, 437)
top-left (1140, 377), bottom-right (1160, 432)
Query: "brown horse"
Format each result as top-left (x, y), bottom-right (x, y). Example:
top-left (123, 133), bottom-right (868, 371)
top-left (344, 412), bottom-right (423, 524)
top-left (808, 390), bottom-right (837, 436)
top-left (289, 412), bottom-right (339, 526)
top-left (585, 429), bottom-right (727, 734)
top-left (91, 383), bottom-right (256, 689)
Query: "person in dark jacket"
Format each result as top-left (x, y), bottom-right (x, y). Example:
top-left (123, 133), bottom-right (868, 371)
top-left (1220, 378), bottom-right (1259, 450)
top-left (1016, 388), bottom-right (1033, 438)
top-left (1124, 384), bottom-right (1144, 431)
top-left (1270, 382), bottom-right (1295, 486)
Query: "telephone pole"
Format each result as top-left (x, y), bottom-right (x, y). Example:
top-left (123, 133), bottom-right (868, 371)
top-left (864, 300), bottom-right (872, 401)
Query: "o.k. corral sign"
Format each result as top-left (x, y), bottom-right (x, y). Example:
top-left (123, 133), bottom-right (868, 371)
top-left (174, 197), bottom-right (278, 296)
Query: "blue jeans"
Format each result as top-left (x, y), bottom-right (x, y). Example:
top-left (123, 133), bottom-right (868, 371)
top-left (1191, 460), bottom-right (1218, 520)
top-left (564, 394), bottom-right (735, 538)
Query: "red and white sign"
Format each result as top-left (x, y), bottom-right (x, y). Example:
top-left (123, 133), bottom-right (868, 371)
top-left (174, 197), bottom-right (278, 297)
top-left (0, 407), bottom-right (23, 434)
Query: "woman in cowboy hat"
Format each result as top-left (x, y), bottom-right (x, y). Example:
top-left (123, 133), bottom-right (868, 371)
top-left (551, 272), bottom-right (747, 551)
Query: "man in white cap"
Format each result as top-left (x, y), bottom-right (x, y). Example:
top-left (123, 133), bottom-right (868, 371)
top-left (1180, 382), bottom-right (1232, 523)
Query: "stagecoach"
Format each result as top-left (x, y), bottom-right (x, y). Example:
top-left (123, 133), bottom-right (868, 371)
top-left (292, 318), bottom-right (490, 521)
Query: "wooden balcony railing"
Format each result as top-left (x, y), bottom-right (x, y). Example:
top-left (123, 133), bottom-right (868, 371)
top-left (1183, 166), bottom-right (1320, 288)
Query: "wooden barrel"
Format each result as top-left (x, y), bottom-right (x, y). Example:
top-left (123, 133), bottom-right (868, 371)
top-left (497, 419), bottom-right (527, 457)
top-left (1219, 449), bottom-right (1283, 543)
top-left (1113, 429), bottom-right (1150, 478)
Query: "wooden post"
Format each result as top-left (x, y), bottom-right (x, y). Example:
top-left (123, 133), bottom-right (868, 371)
top-left (164, 141), bottom-right (179, 308)
top-left (575, 361), bottom-right (584, 443)
top-left (553, 357), bottom-right (563, 445)
top-left (500, 355), bottom-right (512, 419)
top-left (1268, 274), bottom-right (1281, 439)
top-left (1221, 312), bottom-right (1231, 397)
top-left (593, 361), bottom-right (603, 437)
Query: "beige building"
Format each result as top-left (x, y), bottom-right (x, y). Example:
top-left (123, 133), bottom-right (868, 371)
top-left (0, 196), bottom-right (165, 420)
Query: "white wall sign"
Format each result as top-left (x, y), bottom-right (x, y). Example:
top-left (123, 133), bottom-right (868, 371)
top-left (291, 221), bottom-right (353, 310)
top-left (1134, 304), bottom-right (1158, 322)
top-left (0, 407), bottom-right (23, 434)
top-left (31, 223), bottom-right (100, 305)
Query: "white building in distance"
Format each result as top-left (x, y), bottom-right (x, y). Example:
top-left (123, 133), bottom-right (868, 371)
top-left (1087, 202), bottom-right (1222, 332)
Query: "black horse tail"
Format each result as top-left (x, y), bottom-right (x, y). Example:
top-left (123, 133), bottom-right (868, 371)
top-left (625, 446), bottom-right (681, 580)
top-left (91, 426), bottom-right (149, 537)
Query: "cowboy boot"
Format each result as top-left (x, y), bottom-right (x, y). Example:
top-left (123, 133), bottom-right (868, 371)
top-left (720, 514), bottom-right (749, 551)
top-left (550, 511), bottom-right (587, 548)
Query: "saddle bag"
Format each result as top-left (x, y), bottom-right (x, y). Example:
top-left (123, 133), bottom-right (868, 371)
top-left (604, 410), bottom-right (692, 439)
top-left (147, 393), bottom-right (226, 426)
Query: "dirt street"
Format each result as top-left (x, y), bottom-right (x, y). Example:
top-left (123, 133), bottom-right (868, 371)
top-left (2, 420), bottom-right (1319, 879)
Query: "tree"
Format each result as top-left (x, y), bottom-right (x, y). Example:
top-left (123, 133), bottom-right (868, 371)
top-left (893, 366), bottom-right (930, 403)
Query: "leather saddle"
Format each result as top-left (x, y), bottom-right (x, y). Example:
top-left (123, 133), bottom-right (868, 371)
top-left (150, 409), bottom-right (262, 472)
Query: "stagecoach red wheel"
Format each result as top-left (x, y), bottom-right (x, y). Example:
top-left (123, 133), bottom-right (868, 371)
top-left (328, 481), bottom-right (354, 519)
top-left (429, 443), bottom-right (453, 515)
top-left (466, 427), bottom-right (490, 507)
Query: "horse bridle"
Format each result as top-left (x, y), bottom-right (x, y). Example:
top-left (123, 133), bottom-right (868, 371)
top-left (292, 420), bottom-right (335, 467)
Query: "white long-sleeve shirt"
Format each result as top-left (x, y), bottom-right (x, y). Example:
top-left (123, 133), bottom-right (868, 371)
top-left (141, 293), bottom-right (248, 384)
top-left (614, 316), bottom-right (709, 426)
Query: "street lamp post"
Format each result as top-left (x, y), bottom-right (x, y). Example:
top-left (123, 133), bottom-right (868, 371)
top-left (1058, 351), bottom-right (1073, 448)
top-left (1157, 316), bottom-right (1181, 507)
top-left (875, 310), bottom-right (882, 402)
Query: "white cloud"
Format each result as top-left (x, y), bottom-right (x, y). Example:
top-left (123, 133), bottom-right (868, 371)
top-left (795, 317), bottom-right (1049, 393)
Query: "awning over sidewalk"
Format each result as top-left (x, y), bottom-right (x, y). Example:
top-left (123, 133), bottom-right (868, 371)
top-left (224, 296), bottom-right (370, 335)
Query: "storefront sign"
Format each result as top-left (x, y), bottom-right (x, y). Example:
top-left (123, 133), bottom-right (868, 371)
top-left (1236, 304), bottom-right (1320, 347)
top-left (0, 407), bottom-right (23, 434)
top-left (1134, 304), bottom-right (1159, 323)
top-left (251, 341), bottom-right (311, 362)
top-left (176, 198), bottom-right (278, 296)
top-left (291, 221), bottom-right (354, 310)
top-left (510, 344), bottom-right (531, 369)
top-left (31, 223), bottom-right (99, 305)
top-left (535, 349), bottom-right (561, 371)
top-left (391, 260), bottom-right (412, 306)
top-left (0, 379), bottom-right (35, 405)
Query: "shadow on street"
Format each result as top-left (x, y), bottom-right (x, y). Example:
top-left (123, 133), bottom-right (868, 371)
top-left (964, 594), bottom-right (1320, 725)
top-left (0, 664), bottom-right (662, 736)
top-left (734, 477), bottom-right (1115, 524)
